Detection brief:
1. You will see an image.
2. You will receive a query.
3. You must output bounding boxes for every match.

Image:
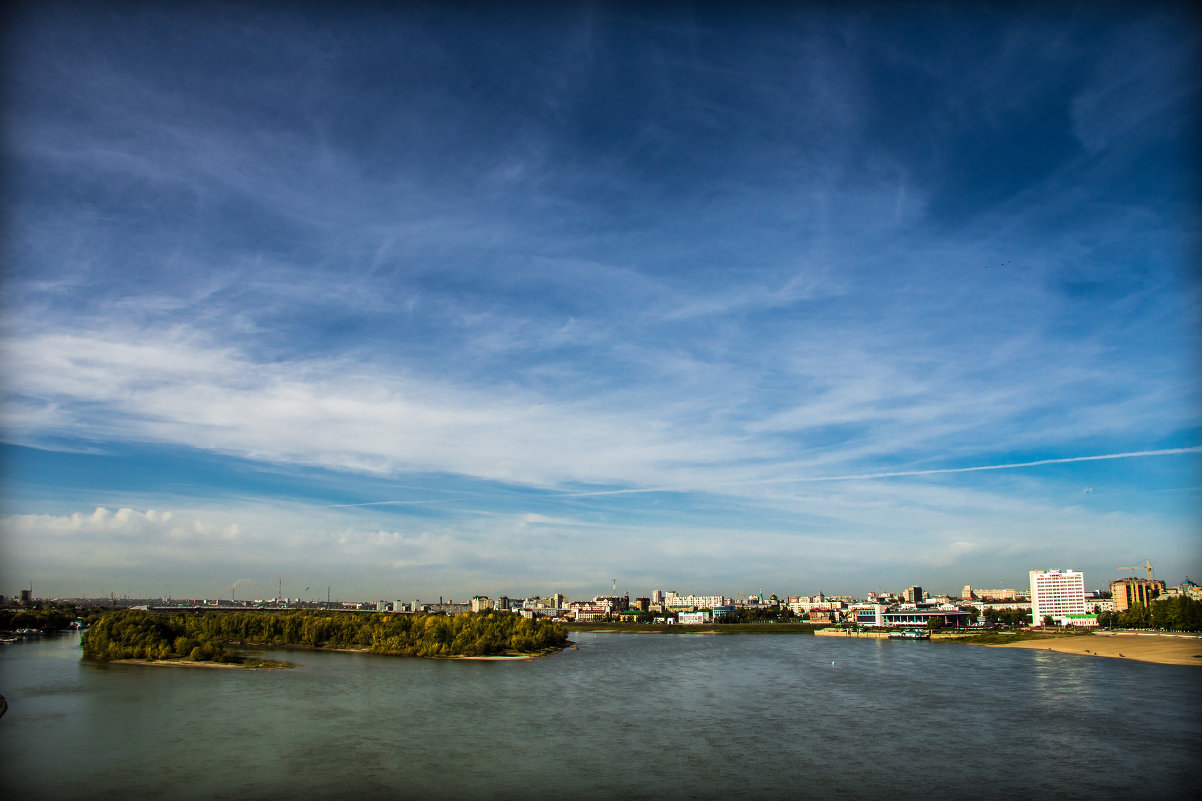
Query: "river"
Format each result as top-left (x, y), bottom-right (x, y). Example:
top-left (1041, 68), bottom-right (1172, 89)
top-left (1, 631), bottom-right (1198, 800)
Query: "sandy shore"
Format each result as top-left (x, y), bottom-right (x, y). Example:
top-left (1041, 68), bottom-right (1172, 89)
top-left (114, 659), bottom-right (251, 669)
top-left (111, 658), bottom-right (292, 670)
top-left (984, 633), bottom-right (1202, 666)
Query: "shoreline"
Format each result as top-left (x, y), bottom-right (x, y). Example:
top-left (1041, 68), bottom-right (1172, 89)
top-left (106, 658), bottom-right (293, 670)
top-left (976, 632), bottom-right (1202, 666)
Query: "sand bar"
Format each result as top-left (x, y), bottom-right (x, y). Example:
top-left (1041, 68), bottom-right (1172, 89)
top-left (983, 633), bottom-right (1202, 666)
top-left (111, 659), bottom-right (264, 669)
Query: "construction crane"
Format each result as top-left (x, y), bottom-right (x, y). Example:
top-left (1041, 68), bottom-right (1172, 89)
top-left (1116, 559), bottom-right (1154, 580)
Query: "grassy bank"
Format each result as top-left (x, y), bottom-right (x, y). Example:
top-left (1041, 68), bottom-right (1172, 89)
top-left (948, 629), bottom-right (1094, 645)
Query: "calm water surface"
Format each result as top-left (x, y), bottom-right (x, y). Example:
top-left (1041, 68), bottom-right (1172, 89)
top-left (2, 631), bottom-right (1199, 800)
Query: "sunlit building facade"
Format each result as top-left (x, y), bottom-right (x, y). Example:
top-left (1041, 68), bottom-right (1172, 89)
top-left (1029, 569), bottom-right (1086, 625)
top-left (1110, 578), bottom-right (1165, 612)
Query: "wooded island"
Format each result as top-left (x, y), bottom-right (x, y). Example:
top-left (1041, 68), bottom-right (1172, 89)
top-left (81, 608), bottom-right (569, 664)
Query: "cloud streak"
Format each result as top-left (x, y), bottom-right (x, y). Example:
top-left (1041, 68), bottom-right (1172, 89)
top-left (559, 447), bottom-right (1202, 497)
top-left (2, 4), bottom-right (1198, 598)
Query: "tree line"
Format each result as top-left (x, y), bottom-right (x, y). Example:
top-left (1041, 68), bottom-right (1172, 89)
top-left (81, 609), bottom-right (569, 662)
top-left (1, 603), bottom-right (87, 633)
top-left (1097, 596), bottom-right (1202, 631)
top-left (981, 607), bottom-right (1033, 627)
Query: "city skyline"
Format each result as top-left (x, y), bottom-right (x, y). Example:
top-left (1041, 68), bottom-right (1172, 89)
top-left (2, 3), bottom-right (1199, 600)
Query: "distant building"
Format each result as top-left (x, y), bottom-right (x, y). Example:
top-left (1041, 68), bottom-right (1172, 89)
top-left (573, 606), bottom-right (608, 622)
top-left (904, 586), bottom-right (923, 604)
top-left (651, 590), bottom-right (665, 605)
top-left (852, 602), bottom-right (970, 628)
top-left (712, 604), bottom-right (737, 620)
top-left (664, 593), bottom-right (725, 610)
top-left (592, 596), bottom-right (628, 613)
top-left (1029, 569), bottom-right (1086, 625)
top-left (1083, 591), bottom-right (1113, 613)
top-left (678, 611), bottom-right (711, 624)
top-left (961, 585), bottom-right (975, 600)
top-left (470, 596), bottom-right (493, 612)
top-left (881, 604), bottom-right (971, 628)
top-left (853, 604), bottom-right (888, 627)
top-left (633, 597), bottom-right (650, 611)
top-left (809, 608), bottom-right (838, 625)
top-left (1110, 578), bottom-right (1165, 612)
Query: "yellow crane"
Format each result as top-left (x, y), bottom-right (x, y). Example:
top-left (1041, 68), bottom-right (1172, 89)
top-left (1116, 559), bottom-right (1154, 580)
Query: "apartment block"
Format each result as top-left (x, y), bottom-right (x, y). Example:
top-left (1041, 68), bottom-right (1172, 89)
top-left (1029, 569), bottom-right (1086, 625)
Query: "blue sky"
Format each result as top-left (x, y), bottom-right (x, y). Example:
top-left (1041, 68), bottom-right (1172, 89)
top-left (2, 2), bottom-right (1199, 602)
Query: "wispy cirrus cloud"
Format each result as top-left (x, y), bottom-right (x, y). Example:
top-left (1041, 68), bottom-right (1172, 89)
top-left (2, 4), bottom-right (1198, 599)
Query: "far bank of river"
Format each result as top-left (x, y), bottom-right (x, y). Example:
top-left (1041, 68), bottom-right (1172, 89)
top-left (815, 627), bottom-right (1202, 666)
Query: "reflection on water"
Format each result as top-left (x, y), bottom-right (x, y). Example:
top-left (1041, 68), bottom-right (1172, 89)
top-left (1, 632), bottom-right (1199, 800)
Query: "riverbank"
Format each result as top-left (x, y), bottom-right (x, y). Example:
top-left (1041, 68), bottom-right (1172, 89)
top-left (569, 622), bottom-right (819, 634)
top-left (232, 640), bottom-right (561, 660)
top-left (977, 632), bottom-right (1202, 666)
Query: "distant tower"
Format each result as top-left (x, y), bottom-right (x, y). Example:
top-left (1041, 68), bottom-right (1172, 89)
top-left (612, 578), bottom-right (617, 594)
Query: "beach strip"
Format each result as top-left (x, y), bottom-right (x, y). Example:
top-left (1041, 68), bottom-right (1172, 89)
top-left (982, 633), bottom-right (1202, 666)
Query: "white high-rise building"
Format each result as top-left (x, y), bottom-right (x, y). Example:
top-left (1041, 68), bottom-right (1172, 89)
top-left (1029, 569), bottom-right (1086, 625)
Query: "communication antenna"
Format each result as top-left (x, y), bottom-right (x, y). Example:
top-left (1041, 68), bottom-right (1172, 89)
top-left (612, 578), bottom-right (617, 594)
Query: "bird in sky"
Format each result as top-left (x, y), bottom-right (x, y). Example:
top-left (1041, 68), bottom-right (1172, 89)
top-left (1083, 488), bottom-right (1094, 494)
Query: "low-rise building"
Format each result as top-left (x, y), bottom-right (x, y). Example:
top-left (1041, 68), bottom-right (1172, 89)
top-left (573, 606), bottom-right (608, 622)
top-left (966, 587), bottom-right (1019, 601)
top-left (808, 608), bottom-right (839, 625)
top-left (712, 604), bottom-right (737, 620)
top-left (851, 602), bottom-right (971, 628)
top-left (881, 604), bottom-right (971, 628)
